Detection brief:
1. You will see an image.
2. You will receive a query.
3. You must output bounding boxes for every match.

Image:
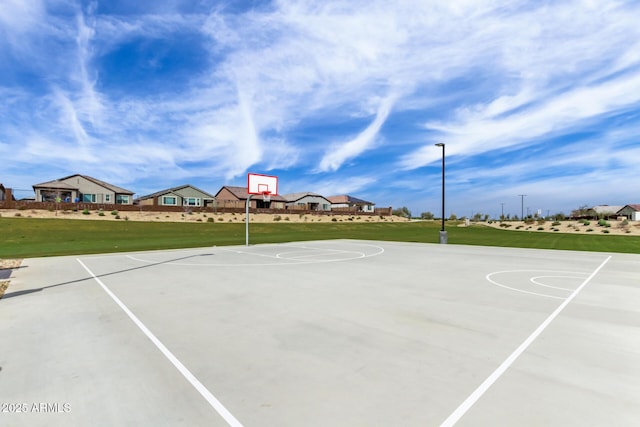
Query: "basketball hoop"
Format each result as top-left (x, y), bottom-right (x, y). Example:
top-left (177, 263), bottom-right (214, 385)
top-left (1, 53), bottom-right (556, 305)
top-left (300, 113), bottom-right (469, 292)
top-left (262, 191), bottom-right (271, 203)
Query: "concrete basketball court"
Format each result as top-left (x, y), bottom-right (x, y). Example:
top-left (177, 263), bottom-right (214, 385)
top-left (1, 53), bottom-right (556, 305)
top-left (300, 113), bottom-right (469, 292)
top-left (1, 240), bottom-right (639, 426)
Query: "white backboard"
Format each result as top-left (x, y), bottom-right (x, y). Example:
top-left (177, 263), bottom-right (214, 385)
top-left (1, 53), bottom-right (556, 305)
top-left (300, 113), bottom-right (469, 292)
top-left (247, 173), bottom-right (278, 195)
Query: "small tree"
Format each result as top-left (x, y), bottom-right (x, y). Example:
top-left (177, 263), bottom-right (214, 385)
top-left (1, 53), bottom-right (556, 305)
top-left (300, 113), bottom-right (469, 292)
top-left (553, 212), bottom-right (566, 221)
top-left (421, 211), bottom-right (435, 220)
top-left (393, 206), bottom-right (411, 218)
top-left (448, 213), bottom-right (458, 221)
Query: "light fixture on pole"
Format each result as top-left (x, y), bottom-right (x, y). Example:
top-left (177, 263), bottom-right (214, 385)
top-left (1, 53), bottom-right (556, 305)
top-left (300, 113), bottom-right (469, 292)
top-left (435, 143), bottom-right (447, 244)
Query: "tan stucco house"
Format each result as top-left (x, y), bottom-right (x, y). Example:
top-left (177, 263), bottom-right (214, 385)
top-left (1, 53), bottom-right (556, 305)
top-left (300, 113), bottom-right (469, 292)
top-left (136, 184), bottom-right (216, 208)
top-left (33, 174), bottom-right (134, 204)
top-left (327, 195), bottom-right (375, 213)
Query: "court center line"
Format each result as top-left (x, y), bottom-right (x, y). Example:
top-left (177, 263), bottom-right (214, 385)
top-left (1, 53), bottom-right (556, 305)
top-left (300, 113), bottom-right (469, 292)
top-left (76, 258), bottom-right (243, 427)
top-left (441, 255), bottom-right (612, 427)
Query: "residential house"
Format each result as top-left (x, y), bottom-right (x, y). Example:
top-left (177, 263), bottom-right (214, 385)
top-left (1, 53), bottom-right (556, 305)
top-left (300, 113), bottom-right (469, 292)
top-left (33, 174), bottom-right (134, 204)
top-left (327, 194), bottom-right (375, 213)
top-left (215, 186), bottom-right (286, 209)
top-left (136, 185), bottom-right (216, 208)
top-left (617, 204), bottom-right (640, 221)
top-left (283, 192), bottom-right (332, 211)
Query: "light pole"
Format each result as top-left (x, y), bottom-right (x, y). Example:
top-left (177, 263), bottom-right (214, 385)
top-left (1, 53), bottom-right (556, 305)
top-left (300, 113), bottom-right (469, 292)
top-left (519, 194), bottom-right (526, 220)
top-left (435, 143), bottom-right (447, 244)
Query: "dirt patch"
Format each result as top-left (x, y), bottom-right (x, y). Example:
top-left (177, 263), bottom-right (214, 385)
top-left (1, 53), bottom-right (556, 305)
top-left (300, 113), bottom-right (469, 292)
top-left (478, 220), bottom-right (640, 236)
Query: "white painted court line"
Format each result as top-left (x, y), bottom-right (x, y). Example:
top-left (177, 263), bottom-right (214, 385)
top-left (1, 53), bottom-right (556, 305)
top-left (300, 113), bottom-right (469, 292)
top-left (530, 276), bottom-right (576, 291)
top-left (126, 243), bottom-right (385, 266)
top-left (441, 256), bottom-right (612, 427)
top-left (486, 269), bottom-right (588, 299)
top-left (77, 259), bottom-right (243, 427)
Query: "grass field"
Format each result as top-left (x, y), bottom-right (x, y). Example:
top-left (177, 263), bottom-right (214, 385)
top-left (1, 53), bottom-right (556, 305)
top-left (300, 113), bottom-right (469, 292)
top-left (1, 217), bottom-right (639, 258)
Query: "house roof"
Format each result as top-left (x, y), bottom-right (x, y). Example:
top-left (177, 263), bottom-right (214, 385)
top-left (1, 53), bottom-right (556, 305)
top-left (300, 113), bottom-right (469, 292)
top-left (327, 194), bottom-right (374, 205)
top-left (592, 205), bottom-right (624, 214)
top-left (619, 204), bottom-right (640, 212)
top-left (216, 186), bottom-right (286, 202)
top-left (282, 192), bottom-right (331, 202)
top-left (137, 184), bottom-right (216, 200)
top-left (33, 174), bottom-right (134, 195)
top-left (32, 180), bottom-right (78, 190)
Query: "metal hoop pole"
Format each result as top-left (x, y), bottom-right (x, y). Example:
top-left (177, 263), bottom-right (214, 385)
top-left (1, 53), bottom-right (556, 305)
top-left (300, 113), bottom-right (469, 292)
top-left (245, 194), bottom-right (253, 246)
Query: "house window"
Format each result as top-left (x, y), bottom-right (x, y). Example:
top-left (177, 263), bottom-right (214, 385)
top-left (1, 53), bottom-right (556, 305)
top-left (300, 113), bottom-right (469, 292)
top-left (82, 194), bottom-right (96, 203)
top-left (105, 194), bottom-right (111, 202)
top-left (183, 197), bottom-right (201, 206)
top-left (116, 195), bottom-right (129, 204)
top-left (162, 196), bottom-right (177, 205)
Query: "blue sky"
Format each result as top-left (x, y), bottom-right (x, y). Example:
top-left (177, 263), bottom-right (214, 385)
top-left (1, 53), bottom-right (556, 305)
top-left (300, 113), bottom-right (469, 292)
top-left (1, 0), bottom-right (639, 218)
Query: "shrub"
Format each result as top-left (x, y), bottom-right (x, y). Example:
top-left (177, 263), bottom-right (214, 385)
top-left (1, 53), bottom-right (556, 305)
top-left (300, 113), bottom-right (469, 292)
top-left (115, 215), bottom-right (120, 219)
top-left (582, 220), bottom-right (590, 226)
top-left (273, 215), bottom-right (282, 221)
top-left (552, 221), bottom-right (561, 226)
top-left (98, 212), bottom-right (105, 216)
top-left (207, 217), bottom-right (214, 223)
top-left (587, 228), bottom-right (593, 232)
top-left (111, 210), bottom-right (118, 215)
top-left (537, 227), bottom-right (545, 231)
top-left (82, 209), bottom-right (90, 215)
top-left (602, 229), bottom-right (610, 234)
top-left (332, 218), bottom-right (337, 222)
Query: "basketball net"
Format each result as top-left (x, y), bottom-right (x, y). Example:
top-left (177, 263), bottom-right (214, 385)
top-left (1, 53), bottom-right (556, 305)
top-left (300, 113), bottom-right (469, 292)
top-left (262, 191), bottom-right (271, 203)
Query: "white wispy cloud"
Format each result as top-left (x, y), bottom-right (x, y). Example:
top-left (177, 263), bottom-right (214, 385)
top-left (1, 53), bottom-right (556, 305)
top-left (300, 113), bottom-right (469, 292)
top-left (318, 95), bottom-right (395, 172)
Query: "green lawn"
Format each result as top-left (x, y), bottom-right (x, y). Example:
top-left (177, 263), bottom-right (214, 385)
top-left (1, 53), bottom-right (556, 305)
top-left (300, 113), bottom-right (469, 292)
top-left (1, 217), bottom-right (639, 258)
